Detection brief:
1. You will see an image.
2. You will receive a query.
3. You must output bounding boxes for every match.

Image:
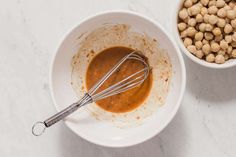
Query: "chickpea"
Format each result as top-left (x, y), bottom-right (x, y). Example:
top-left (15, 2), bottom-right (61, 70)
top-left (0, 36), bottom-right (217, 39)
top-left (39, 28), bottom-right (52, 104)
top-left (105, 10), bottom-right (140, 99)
top-left (181, 30), bottom-right (188, 38)
top-left (187, 9), bottom-right (192, 15)
top-left (232, 49), bottom-right (236, 58)
top-left (202, 39), bottom-right (208, 44)
top-left (217, 8), bottom-right (226, 17)
top-left (196, 14), bottom-right (203, 22)
top-left (184, 0), bottom-right (193, 8)
top-left (183, 16), bottom-right (190, 23)
top-left (183, 37), bottom-right (193, 47)
top-left (187, 45), bottom-right (197, 54)
top-left (195, 40), bottom-right (203, 49)
top-left (208, 0), bottom-right (216, 7)
top-left (229, 1), bottom-right (236, 9)
top-left (232, 32), bottom-right (236, 42)
top-left (189, 5), bottom-right (201, 16)
top-left (200, 0), bottom-right (209, 6)
top-left (196, 2), bottom-right (203, 7)
top-left (196, 50), bottom-right (204, 58)
top-left (186, 27), bottom-right (197, 37)
top-left (202, 43), bottom-right (211, 54)
top-left (203, 14), bottom-right (210, 23)
top-left (201, 7), bottom-right (208, 15)
top-left (215, 34), bottom-right (223, 42)
top-left (211, 39), bottom-right (217, 44)
top-left (224, 54), bottom-right (229, 60)
top-left (215, 54), bottom-right (225, 63)
top-left (231, 19), bottom-right (236, 28)
top-left (224, 5), bottom-right (231, 11)
top-left (216, 0), bottom-right (225, 8)
top-left (208, 15), bottom-right (218, 25)
top-left (226, 10), bottom-right (236, 19)
top-left (224, 24), bottom-right (233, 34)
top-left (206, 53), bottom-right (215, 62)
top-left (205, 23), bottom-right (213, 31)
top-left (220, 40), bottom-right (228, 50)
top-left (217, 18), bottom-right (226, 27)
top-left (211, 42), bottom-right (220, 52)
top-left (199, 23), bottom-right (206, 32)
top-left (218, 50), bottom-right (226, 55)
top-left (178, 22), bottom-right (187, 31)
top-left (205, 32), bottom-right (214, 40)
top-left (208, 6), bottom-right (218, 14)
top-left (225, 35), bottom-right (232, 43)
top-left (195, 32), bottom-right (204, 40)
top-left (232, 41), bottom-right (236, 47)
top-left (192, 0), bottom-right (198, 3)
top-left (227, 46), bottom-right (233, 54)
top-left (188, 18), bottom-right (197, 26)
top-left (179, 8), bottom-right (189, 19)
top-left (212, 27), bottom-right (221, 36)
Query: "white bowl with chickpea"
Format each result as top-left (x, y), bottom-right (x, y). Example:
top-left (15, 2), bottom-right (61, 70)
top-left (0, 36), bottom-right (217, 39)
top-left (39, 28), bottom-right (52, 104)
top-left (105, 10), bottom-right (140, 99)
top-left (174, 0), bottom-right (236, 68)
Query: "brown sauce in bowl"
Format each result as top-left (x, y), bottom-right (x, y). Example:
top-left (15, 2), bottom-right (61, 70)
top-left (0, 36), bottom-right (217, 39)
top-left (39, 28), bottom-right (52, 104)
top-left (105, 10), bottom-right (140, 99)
top-left (86, 46), bottom-right (152, 113)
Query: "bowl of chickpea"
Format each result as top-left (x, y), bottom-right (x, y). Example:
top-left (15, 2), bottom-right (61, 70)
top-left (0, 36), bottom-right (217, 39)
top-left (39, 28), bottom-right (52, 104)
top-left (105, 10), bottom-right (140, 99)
top-left (174, 0), bottom-right (236, 68)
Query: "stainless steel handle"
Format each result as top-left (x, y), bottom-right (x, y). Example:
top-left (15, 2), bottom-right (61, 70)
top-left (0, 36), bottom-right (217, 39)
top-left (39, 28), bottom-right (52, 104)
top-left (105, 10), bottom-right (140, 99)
top-left (32, 93), bottom-right (92, 136)
top-left (44, 102), bottom-right (80, 127)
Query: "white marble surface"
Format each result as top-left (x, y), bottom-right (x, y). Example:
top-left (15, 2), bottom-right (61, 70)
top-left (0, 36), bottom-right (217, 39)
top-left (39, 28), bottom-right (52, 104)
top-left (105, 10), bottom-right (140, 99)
top-left (0, 0), bottom-right (236, 156)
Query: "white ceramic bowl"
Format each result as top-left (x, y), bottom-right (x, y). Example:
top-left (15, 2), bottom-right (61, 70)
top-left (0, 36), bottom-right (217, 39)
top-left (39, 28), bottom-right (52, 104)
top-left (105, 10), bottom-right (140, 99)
top-left (173, 0), bottom-right (236, 69)
top-left (50, 10), bottom-right (186, 147)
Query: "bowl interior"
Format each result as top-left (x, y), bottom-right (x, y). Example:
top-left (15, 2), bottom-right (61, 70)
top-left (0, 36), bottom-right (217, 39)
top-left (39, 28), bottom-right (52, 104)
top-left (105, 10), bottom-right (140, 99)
top-left (50, 11), bottom-right (185, 147)
top-left (173, 1), bottom-right (236, 69)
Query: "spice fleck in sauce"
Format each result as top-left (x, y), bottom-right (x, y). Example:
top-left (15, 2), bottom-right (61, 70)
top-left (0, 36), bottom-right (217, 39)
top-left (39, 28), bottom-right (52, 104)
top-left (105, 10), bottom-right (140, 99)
top-left (86, 46), bottom-right (152, 113)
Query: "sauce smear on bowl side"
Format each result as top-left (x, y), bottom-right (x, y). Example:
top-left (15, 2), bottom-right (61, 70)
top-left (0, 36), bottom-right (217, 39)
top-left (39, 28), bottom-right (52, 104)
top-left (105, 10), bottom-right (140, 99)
top-left (86, 46), bottom-right (153, 113)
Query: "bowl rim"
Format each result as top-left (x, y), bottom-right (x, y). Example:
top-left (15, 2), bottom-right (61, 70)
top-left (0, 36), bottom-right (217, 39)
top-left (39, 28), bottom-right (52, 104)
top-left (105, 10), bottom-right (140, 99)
top-left (173, 0), bottom-right (236, 69)
top-left (49, 10), bottom-right (186, 147)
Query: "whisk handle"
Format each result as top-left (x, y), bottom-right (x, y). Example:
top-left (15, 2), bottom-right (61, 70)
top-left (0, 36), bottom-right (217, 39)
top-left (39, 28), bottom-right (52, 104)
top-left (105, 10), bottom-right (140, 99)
top-left (44, 102), bottom-right (80, 127)
top-left (32, 93), bottom-right (92, 136)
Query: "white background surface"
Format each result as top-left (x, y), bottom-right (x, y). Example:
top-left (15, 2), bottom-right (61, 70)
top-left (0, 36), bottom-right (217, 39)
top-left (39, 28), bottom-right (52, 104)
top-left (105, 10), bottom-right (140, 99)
top-left (0, 0), bottom-right (236, 156)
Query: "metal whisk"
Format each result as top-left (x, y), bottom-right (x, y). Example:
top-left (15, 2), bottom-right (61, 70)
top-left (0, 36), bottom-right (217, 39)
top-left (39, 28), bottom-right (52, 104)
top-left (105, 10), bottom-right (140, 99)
top-left (32, 51), bottom-right (150, 136)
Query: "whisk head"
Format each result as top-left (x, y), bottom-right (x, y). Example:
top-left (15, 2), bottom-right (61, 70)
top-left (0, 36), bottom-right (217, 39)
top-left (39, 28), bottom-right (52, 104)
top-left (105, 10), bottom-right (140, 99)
top-left (87, 51), bottom-right (151, 102)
